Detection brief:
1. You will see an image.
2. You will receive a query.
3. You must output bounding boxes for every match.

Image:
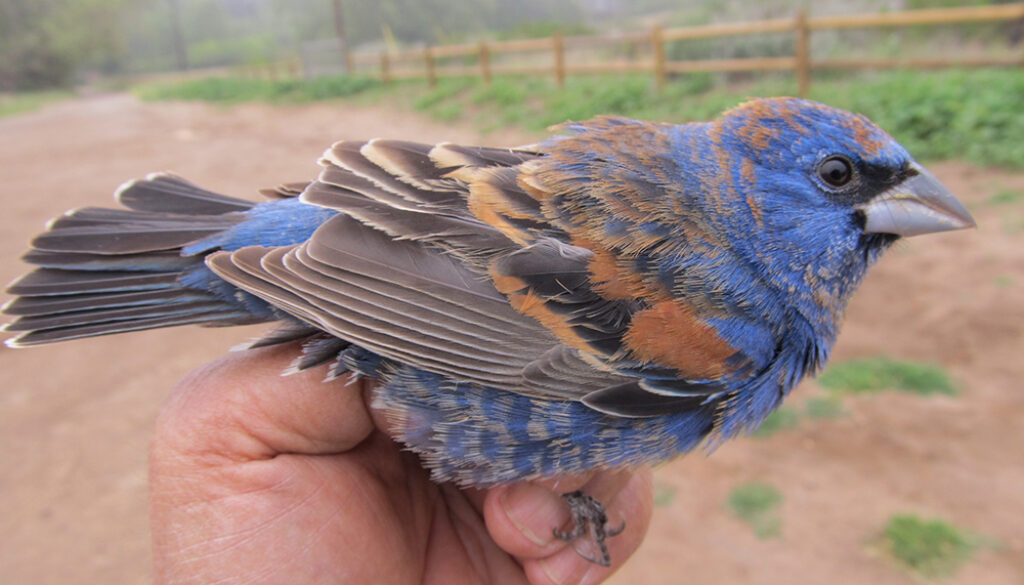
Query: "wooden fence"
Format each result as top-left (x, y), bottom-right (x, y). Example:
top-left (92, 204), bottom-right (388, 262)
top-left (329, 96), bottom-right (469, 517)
top-left (347, 3), bottom-right (1024, 96)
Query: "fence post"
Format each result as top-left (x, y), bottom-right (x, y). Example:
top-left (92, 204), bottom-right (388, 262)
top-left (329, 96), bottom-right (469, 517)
top-left (795, 10), bottom-right (811, 98)
top-left (425, 46), bottom-right (437, 88)
top-left (479, 41), bottom-right (492, 84)
top-left (652, 24), bottom-right (666, 91)
top-left (380, 51), bottom-right (391, 84)
top-left (553, 33), bottom-right (566, 88)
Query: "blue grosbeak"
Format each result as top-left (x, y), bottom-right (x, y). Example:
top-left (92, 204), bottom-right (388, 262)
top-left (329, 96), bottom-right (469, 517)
top-left (3, 97), bottom-right (974, 565)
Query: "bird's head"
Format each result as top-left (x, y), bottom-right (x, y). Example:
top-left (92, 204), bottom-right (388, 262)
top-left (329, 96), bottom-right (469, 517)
top-left (696, 98), bottom-right (975, 336)
top-left (713, 97), bottom-right (974, 244)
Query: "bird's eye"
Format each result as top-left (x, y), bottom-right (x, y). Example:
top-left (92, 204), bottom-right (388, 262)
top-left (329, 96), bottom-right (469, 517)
top-left (817, 156), bottom-right (854, 188)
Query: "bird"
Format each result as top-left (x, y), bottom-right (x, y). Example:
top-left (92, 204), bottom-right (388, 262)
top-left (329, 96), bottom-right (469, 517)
top-left (2, 97), bottom-right (975, 565)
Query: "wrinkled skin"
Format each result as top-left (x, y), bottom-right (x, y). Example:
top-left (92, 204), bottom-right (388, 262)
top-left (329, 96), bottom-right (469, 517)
top-left (149, 343), bottom-right (653, 585)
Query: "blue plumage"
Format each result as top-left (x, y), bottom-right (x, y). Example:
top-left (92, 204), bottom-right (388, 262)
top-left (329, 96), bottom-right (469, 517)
top-left (4, 98), bottom-right (975, 488)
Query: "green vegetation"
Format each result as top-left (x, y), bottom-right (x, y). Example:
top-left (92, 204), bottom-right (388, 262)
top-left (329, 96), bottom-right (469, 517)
top-left (653, 484), bottom-right (677, 508)
top-left (407, 69), bottom-right (1024, 168)
top-left (883, 514), bottom-right (976, 578)
top-left (143, 68), bottom-right (1024, 169)
top-left (752, 406), bottom-right (801, 438)
top-left (0, 92), bottom-right (71, 119)
top-left (727, 481), bottom-right (783, 539)
top-left (494, 21), bottom-right (594, 40)
top-left (805, 395), bottom-right (846, 419)
top-left (988, 189), bottom-right (1023, 205)
top-left (1002, 217), bottom-right (1024, 235)
top-left (136, 76), bottom-right (381, 105)
top-left (0, 0), bottom-right (586, 91)
top-left (817, 357), bottom-right (958, 396)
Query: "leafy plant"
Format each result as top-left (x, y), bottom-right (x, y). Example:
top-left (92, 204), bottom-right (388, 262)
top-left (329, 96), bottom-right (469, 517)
top-left (988, 189), bottom-right (1023, 205)
top-left (817, 358), bottom-right (957, 396)
top-left (752, 406), bottom-right (800, 438)
top-left (805, 396), bottom-right (845, 419)
top-left (727, 481), bottom-right (783, 539)
top-left (653, 484), bottom-right (677, 508)
top-left (0, 91), bottom-right (71, 118)
top-left (883, 514), bottom-right (976, 578)
top-left (136, 75), bottom-right (379, 105)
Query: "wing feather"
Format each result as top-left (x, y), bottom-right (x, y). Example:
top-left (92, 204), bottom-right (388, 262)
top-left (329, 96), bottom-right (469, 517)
top-left (202, 137), bottom-right (730, 416)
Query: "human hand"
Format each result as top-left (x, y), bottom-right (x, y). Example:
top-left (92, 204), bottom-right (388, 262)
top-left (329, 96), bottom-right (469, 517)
top-left (149, 343), bottom-right (653, 585)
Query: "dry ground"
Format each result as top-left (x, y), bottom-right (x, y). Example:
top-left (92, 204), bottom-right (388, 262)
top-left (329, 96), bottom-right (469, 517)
top-left (0, 94), bottom-right (1021, 585)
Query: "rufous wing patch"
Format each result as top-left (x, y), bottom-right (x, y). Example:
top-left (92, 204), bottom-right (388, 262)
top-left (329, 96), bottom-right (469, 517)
top-left (489, 266), bottom-right (595, 354)
top-left (623, 300), bottom-right (738, 380)
top-left (568, 234), bottom-right (650, 302)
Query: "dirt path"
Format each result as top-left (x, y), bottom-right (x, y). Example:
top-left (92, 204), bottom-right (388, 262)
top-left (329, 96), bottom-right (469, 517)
top-left (1, 94), bottom-right (1021, 585)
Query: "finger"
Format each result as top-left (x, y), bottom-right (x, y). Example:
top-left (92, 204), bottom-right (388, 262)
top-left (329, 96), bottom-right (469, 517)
top-left (152, 342), bottom-right (374, 463)
top-left (483, 469), bottom-right (638, 561)
top-left (523, 470), bottom-right (654, 585)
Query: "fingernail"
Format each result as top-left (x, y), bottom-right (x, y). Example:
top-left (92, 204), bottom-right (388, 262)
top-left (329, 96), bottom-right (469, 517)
top-left (539, 556), bottom-right (592, 585)
top-left (500, 483), bottom-right (570, 546)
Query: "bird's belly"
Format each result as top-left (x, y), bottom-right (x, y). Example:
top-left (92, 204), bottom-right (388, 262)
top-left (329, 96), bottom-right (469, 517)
top-left (370, 364), bottom-right (717, 486)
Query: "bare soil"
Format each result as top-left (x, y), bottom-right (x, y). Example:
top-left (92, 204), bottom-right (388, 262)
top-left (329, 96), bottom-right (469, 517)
top-left (1, 94), bottom-right (1021, 585)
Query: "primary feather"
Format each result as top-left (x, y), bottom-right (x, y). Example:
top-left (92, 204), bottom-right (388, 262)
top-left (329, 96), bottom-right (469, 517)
top-left (3, 98), bottom-right (974, 485)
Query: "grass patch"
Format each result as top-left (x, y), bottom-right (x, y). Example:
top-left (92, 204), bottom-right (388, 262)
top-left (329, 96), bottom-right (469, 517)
top-left (137, 68), bottom-right (1024, 168)
top-left (399, 68), bottom-right (1024, 169)
top-left (805, 396), bottom-right (846, 419)
top-left (988, 189), bottom-right (1023, 205)
top-left (817, 358), bottom-right (957, 396)
top-left (994, 275), bottom-right (1014, 288)
top-left (653, 484), bottom-right (677, 508)
top-left (883, 514), bottom-right (976, 578)
top-left (727, 481), bottom-right (783, 539)
top-left (0, 91), bottom-right (71, 118)
top-left (752, 406), bottom-right (800, 438)
top-left (136, 75), bottom-right (381, 105)
top-left (1002, 217), bottom-right (1024, 235)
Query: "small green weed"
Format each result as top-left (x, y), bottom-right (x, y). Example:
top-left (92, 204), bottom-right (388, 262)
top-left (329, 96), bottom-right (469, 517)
top-left (805, 396), bottom-right (845, 419)
top-left (0, 91), bottom-right (71, 118)
top-left (412, 78), bottom-right (472, 111)
top-left (653, 484), bottom-right (677, 507)
top-left (993, 275), bottom-right (1013, 288)
top-left (428, 101), bottom-right (464, 122)
top-left (137, 76), bottom-right (379, 105)
top-left (818, 358), bottom-right (957, 396)
top-left (727, 481), bottom-right (783, 539)
top-left (1002, 217), bottom-right (1024, 235)
top-left (988, 189), bottom-right (1023, 205)
top-left (883, 514), bottom-right (976, 578)
top-left (752, 406), bottom-right (800, 438)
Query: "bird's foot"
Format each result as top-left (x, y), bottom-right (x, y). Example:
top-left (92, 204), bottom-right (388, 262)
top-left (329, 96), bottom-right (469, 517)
top-left (553, 490), bottom-right (625, 567)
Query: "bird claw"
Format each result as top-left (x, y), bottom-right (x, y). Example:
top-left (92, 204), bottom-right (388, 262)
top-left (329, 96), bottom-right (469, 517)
top-left (553, 490), bottom-right (624, 567)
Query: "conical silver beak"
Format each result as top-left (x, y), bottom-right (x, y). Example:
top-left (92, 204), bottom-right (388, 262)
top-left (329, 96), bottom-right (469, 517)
top-left (858, 164), bottom-right (976, 237)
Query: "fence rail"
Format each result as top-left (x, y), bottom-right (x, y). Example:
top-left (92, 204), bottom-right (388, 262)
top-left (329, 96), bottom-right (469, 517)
top-left (315, 4), bottom-right (1024, 95)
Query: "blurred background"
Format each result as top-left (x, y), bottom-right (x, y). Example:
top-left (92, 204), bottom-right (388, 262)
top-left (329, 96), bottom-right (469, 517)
top-left (1, 1), bottom-right (1022, 584)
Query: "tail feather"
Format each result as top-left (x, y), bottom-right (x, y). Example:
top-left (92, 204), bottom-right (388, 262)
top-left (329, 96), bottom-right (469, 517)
top-left (7, 309), bottom-right (259, 347)
top-left (32, 208), bottom-right (245, 255)
top-left (3, 174), bottom-right (270, 347)
top-left (7, 269), bottom-right (180, 296)
top-left (22, 249), bottom-right (195, 271)
top-left (3, 289), bottom-right (203, 317)
top-left (116, 173), bottom-right (255, 215)
top-left (4, 300), bottom-right (236, 332)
